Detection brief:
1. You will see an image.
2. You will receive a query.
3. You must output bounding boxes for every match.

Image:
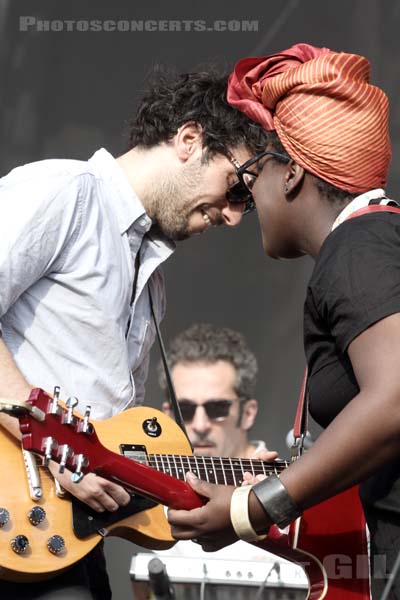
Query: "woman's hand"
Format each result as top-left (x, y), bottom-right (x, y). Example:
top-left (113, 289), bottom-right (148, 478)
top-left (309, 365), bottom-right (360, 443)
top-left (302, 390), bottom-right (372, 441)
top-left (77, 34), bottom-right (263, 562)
top-left (167, 472), bottom-right (238, 552)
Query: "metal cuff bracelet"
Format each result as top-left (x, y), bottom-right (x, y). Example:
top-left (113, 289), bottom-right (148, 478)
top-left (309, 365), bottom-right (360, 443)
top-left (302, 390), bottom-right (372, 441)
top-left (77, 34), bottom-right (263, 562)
top-left (251, 474), bottom-right (302, 529)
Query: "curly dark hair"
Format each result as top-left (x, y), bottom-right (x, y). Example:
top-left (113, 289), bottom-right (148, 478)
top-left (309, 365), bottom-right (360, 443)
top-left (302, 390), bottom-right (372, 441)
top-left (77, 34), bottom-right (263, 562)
top-left (159, 323), bottom-right (258, 400)
top-left (129, 67), bottom-right (268, 159)
top-left (266, 130), bottom-right (356, 205)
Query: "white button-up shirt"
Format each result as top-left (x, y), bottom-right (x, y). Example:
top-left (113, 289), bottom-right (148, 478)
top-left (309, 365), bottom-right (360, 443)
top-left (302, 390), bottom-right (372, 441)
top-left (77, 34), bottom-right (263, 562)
top-left (0, 148), bottom-right (175, 418)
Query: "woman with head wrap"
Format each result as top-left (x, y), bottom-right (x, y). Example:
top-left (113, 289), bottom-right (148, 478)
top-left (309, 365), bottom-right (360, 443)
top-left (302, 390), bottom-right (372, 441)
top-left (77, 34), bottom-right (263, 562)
top-left (167, 44), bottom-right (400, 598)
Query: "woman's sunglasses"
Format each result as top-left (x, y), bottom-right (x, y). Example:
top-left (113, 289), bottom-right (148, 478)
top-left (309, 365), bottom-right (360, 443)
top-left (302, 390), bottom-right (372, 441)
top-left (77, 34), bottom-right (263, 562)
top-left (227, 150), bottom-right (290, 214)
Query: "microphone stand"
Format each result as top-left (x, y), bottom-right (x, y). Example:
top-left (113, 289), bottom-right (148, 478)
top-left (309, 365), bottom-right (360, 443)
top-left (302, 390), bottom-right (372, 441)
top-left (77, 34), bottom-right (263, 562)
top-left (147, 557), bottom-right (175, 600)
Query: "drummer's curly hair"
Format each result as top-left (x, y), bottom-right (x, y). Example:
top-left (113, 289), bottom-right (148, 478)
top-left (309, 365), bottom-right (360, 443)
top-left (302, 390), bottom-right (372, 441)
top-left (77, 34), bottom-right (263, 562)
top-left (158, 323), bottom-right (258, 402)
top-left (128, 66), bottom-right (268, 159)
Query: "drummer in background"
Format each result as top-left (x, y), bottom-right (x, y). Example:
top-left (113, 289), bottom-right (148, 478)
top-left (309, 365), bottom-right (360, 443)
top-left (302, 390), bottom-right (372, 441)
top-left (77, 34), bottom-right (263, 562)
top-left (160, 323), bottom-right (275, 461)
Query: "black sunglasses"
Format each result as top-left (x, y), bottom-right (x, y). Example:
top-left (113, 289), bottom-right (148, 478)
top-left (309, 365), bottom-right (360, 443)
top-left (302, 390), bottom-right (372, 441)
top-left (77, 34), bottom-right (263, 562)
top-left (178, 399), bottom-right (234, 422)
top-left (227, 150), bottom-right (290, 214)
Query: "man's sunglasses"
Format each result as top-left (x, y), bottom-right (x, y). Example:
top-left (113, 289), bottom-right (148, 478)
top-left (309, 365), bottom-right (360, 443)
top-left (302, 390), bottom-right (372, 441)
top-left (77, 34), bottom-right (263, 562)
top-left (227, 150), bottom-right (290, 214)
top-left (178, 399), bottom-right (234, 422)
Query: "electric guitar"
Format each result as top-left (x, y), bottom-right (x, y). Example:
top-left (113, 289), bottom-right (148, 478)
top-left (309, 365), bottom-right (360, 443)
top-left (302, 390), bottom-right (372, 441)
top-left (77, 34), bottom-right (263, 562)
top-left (0, 389), bottom-right (370, 599)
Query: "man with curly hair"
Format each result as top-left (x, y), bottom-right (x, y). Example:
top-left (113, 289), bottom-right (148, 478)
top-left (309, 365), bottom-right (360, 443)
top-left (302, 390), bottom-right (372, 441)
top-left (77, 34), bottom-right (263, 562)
top-left (0, 69), bottom-right (267, 599)
top-left (160, 323), bottom-right (271, 459)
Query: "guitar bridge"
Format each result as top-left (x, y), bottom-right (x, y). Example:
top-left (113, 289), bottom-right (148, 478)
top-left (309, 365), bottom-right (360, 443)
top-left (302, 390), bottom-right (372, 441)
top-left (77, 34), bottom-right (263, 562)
top-left (22, 449), bottom-right (43, 501)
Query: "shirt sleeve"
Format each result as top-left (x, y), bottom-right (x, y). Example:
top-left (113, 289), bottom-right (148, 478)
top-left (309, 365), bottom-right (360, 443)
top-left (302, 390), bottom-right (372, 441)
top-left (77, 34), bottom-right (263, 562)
top-left (0, 170), bottom-right (89, 322)
top-left (310, 215), bottom-right (400, 353)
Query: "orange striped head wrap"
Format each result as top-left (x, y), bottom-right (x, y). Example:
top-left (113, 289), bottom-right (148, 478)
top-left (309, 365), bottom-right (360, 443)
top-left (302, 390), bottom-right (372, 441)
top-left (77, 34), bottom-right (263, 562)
top-left (227, 43), bottom-right (391, 192)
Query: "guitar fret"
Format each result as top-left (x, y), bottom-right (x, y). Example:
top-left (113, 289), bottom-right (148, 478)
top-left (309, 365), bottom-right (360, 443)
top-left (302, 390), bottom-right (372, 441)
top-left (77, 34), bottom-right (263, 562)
top-left (229, 457), bottom-right (237, 486)
top-left (172, 454), bottom-right (178, 478)
top-left (238, 458), bottom-right (245, 485)
top-left (162, 454), bottom-right (169, 475)
top-left (153, 454), bottom-right (159, 472)
top-left (219, 457), bottom-right (227, 485)
top-left (178, 455), bottom-right (185, 481)
top-left (211, 457), bottom-right (217, 484)
top-left (188, 456), bottom-right (198, 478)
top-left (261, 459), bottom-right (268, 477)
top-left (167, 455), bottom-right (173, 476)
top-left (185, 455), bottom-right (192, 477)
top-left (229, 458), bottom-right (242, 485)
top-left (201, 456), bottom-right (208, 481)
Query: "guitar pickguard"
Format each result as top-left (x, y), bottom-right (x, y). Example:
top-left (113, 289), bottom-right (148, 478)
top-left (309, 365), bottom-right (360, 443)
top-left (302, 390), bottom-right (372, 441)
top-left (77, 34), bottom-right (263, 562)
top-left (72, 493), bottom-right (157, 538)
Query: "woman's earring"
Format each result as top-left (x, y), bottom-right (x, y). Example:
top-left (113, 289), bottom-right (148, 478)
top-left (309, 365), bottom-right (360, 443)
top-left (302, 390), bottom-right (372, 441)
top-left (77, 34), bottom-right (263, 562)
top-left (284, 185), bottom-right (289, 194)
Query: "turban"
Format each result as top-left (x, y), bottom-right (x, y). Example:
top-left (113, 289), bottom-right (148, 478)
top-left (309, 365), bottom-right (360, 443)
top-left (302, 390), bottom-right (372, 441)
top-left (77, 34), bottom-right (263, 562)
top-left (228, 43), bottom-right (391, 193)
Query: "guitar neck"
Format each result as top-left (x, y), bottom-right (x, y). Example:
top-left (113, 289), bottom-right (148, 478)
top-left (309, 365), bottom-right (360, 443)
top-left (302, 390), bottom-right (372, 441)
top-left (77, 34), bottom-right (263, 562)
top-left (147, 454), bottom-right (289, 486)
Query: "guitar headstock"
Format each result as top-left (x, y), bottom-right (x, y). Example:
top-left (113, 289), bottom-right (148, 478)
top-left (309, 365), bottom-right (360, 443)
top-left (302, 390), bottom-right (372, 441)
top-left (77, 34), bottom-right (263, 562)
top-left (3, 387), bottom-right (98, 482)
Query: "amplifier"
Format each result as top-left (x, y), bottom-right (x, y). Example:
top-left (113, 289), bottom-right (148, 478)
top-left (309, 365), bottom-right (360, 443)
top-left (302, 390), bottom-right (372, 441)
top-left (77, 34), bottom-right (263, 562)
top-left (131, 553), bottom-right (308, 599)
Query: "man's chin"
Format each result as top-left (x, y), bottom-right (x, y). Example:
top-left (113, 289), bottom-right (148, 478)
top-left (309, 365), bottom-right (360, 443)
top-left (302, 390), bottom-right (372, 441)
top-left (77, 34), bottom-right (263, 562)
top-left (151, 221), bottom-right (190, 242)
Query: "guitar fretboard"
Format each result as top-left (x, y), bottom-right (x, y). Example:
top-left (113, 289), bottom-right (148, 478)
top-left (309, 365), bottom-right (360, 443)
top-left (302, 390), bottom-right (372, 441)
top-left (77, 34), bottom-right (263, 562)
top-left (146, 455), bottom-right (289, 486)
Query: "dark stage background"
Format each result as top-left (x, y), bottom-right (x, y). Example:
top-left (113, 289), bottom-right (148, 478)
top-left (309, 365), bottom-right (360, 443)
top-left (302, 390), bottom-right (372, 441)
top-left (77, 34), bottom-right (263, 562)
top-left (1, 1), bottom-right (399, 597)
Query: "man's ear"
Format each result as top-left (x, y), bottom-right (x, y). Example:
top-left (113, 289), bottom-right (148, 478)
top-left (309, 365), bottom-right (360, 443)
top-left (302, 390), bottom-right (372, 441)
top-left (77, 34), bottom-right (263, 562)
top-left (173, 121), bottom-right (203, 162)
top-left (162, 401), bottom-right (172, 416)
top-left (240, 399), bottom-right (258, 431)
top-left (283, 160), bottom-right (305, 198)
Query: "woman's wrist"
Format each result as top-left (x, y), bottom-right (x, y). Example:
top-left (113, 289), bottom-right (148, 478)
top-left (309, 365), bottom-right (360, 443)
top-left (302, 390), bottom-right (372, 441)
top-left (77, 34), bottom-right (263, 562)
top-left (230, 485), bottom-right (268, 542)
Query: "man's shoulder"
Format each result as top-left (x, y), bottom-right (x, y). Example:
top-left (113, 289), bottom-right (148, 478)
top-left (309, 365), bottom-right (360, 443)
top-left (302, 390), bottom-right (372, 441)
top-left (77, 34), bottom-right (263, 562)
top-left (1, 155), bottom-right (97, 187)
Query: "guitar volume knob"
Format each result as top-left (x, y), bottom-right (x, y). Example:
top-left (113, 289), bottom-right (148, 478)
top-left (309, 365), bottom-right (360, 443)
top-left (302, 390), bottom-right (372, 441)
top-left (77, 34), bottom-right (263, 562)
top-left (47, 534), bottom-right (65, 555)
top-left (0, 508), bottom-right (10, 527)
top-left (28, 506), bottom-right (46, 526)
top-left (11, 534), bottom-right (29, 554)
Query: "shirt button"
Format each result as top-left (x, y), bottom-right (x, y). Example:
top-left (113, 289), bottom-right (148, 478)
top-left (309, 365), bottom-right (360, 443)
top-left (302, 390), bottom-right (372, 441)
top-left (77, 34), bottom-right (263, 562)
top-left (139, 218), bottom-right (147, 227)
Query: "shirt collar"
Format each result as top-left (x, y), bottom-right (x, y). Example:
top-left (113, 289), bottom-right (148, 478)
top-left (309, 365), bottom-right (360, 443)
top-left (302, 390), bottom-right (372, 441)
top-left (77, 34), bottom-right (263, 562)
top-left (88, 148), bottom-right (149, 235)
top-left (331, 188), bottom-right (387, 231)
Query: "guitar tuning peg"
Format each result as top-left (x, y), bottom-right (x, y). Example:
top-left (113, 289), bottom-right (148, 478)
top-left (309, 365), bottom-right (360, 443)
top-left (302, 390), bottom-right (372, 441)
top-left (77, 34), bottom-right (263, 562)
top-left (66, 396), bottom-right (79, 409)
top-left (43, 437), bottom-right (58, 467)
top-left (64, 396), bottom-right (79, 426)
top-left (58, 444), bottom-right (73, 474)
top-left (71, 453), bottom-right (89, 483)
top-left (81, 405), bottom-right (93, 434)
top-left (49, 386), bottom-right (61, 415)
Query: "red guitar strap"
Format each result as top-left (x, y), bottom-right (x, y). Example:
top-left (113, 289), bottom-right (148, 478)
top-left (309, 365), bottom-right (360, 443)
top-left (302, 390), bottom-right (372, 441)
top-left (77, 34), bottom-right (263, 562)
top-left (345, 204), bottom-right (400, 220)
top-left (291, 368), bottom-right (308, 459)
top-left (293, 202), bottom-right (400, 458)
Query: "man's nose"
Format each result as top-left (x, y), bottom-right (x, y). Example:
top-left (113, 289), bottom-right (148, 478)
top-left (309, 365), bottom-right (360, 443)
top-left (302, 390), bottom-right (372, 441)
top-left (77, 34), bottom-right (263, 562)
top-left (221, 201), bottom-right (245, 227)
top-left (191, 406), bottom-right (211, 432)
